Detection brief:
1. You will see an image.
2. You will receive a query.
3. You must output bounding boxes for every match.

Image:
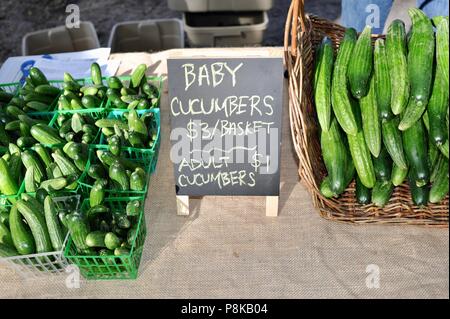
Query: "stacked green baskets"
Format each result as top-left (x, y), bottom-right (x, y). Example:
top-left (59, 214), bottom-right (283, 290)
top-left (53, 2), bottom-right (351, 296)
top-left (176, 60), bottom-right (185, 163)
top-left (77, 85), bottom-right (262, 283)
top-left (0, 72), bottom-right (162, 280)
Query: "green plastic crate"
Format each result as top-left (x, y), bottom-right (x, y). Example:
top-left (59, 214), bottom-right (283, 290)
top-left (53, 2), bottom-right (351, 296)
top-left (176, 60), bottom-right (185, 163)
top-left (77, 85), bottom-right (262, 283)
top-left (63, 197), bottom-right (147, 280)
top-left (104, 76), bottom-right (162, 111)
top-left (98, 109), bottom-right (161, 173)
top-left (77, 145), bottom-right (152, 199)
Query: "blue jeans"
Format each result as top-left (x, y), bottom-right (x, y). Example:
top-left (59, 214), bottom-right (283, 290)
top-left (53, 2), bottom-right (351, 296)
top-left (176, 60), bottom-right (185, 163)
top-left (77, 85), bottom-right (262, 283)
top-left (341, 0), bottom-right (449, 34)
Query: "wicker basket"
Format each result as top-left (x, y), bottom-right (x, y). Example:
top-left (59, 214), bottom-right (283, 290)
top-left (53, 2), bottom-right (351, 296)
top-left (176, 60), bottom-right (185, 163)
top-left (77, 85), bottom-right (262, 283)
top-left (284, 0), bottom-right (448, 227)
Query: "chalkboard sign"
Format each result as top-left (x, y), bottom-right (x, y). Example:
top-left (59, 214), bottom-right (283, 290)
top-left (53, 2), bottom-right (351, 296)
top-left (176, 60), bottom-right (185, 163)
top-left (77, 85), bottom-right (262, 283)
top-left (168, 58), bottom-right (283, 196)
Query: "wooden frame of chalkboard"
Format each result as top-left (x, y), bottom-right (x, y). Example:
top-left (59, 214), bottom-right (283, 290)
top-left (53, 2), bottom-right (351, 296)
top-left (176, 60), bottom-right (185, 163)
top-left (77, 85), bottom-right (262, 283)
top-left (167, 57), bottom-right (283, 216)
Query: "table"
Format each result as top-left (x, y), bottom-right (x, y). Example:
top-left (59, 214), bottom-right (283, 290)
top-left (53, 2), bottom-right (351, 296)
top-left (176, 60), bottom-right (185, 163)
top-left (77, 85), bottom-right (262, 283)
top-left (0, 48), bottom-right (448, 298)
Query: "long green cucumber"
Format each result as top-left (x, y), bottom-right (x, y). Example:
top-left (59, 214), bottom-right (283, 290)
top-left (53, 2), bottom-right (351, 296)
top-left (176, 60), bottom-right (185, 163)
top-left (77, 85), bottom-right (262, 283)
top-left (360, 76), bottom-right (381, 157)
top-left (374, 39), bottom-right (392, 120)
top-left (347, 101), bottom-right (376, 188)
top-left (371, 180), bottom-right (394, 208)
top-left (356, 175), bottom-right (371, 204)
top-left (44, 196), bottom-right (65, 251)
top-left (382, 117), bottom-right (408, 170)
top-left (399, 98), bottom-right (427, 131)
top-left (347, 26), bottom-right (373, 99)
top-left (321, 118), bottom-right (348, 194)
top-left (9, 204), bottom-right (36, 255)
top-left (431, 154), bottom-right (444, 183)
top-left (428, 136), bottom-right (440, 176)
top-left (403, 120), bottom-right (429, 187)
top-left (314, 37), bottom-right (334, 131)
top-left (320, 158), bottom-right (354, 198)
top-left (427, 66), bottom-right (449, 146)
top-left (373, 147), bottom-right (392, 182)
top-left (407, 8), bottom-right (435, 108)
top-left (435, 17), bottom-right (449, 88)
top-left (386, 20), bottom-right (409, 115)
top-left (331, 28), bottom-right (358, 135)
top-left (429, 158), bottom-right (449, 203)
top-left (319, 176), bottom-right (334, 198)
top-left (408, 170), bottom-right (429, 206)
top-left (391, 163), bottom-right (408, 186)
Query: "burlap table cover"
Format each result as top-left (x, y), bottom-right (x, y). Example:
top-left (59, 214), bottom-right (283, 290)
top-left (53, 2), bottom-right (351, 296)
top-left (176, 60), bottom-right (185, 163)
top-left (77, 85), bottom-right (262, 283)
top-left (0, 48), bottom-right (447, 298)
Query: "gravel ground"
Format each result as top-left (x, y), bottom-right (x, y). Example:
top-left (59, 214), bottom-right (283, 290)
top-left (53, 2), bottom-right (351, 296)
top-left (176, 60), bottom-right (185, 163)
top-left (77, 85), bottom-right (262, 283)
top-left (0, 0), bottom-right (341, 62)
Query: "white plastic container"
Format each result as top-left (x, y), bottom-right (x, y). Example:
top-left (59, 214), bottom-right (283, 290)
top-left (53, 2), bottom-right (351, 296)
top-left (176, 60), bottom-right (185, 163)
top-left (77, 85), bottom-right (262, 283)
top-left (0, 195), bottom-right (80, 278)
top-left (168, 0), bottom-right (274, 12)
top-left (108, 19), bottom-right (184, 53)
top-left (22, 21), bottom-right (100, 56)
top-left (183, 11), bottom-right (269, 47)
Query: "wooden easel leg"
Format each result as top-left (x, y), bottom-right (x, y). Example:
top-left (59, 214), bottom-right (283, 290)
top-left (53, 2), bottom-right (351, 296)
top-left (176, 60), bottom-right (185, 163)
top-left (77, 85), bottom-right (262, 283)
top-left (266, 196), bottom-right (279, 217)
top-left (176, 195), bottom-right (190, 216)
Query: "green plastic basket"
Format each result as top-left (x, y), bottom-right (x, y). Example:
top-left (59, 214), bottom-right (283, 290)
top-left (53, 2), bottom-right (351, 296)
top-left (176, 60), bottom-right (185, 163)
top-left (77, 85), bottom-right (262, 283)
top-left (46, 109), bottom-right (107, 147)
top-left (0, 82), bottom-right (20, 95)
top-left (29, 77), bottom-right (108, 117)
top-left (63, 197), bottom-right (147, 280)
top-left (98, 109), bottom-right (161, 173)
top-left (77, 145), bottom-right (152, 199)
top-left (104, 76), bottom-right (162, 111)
